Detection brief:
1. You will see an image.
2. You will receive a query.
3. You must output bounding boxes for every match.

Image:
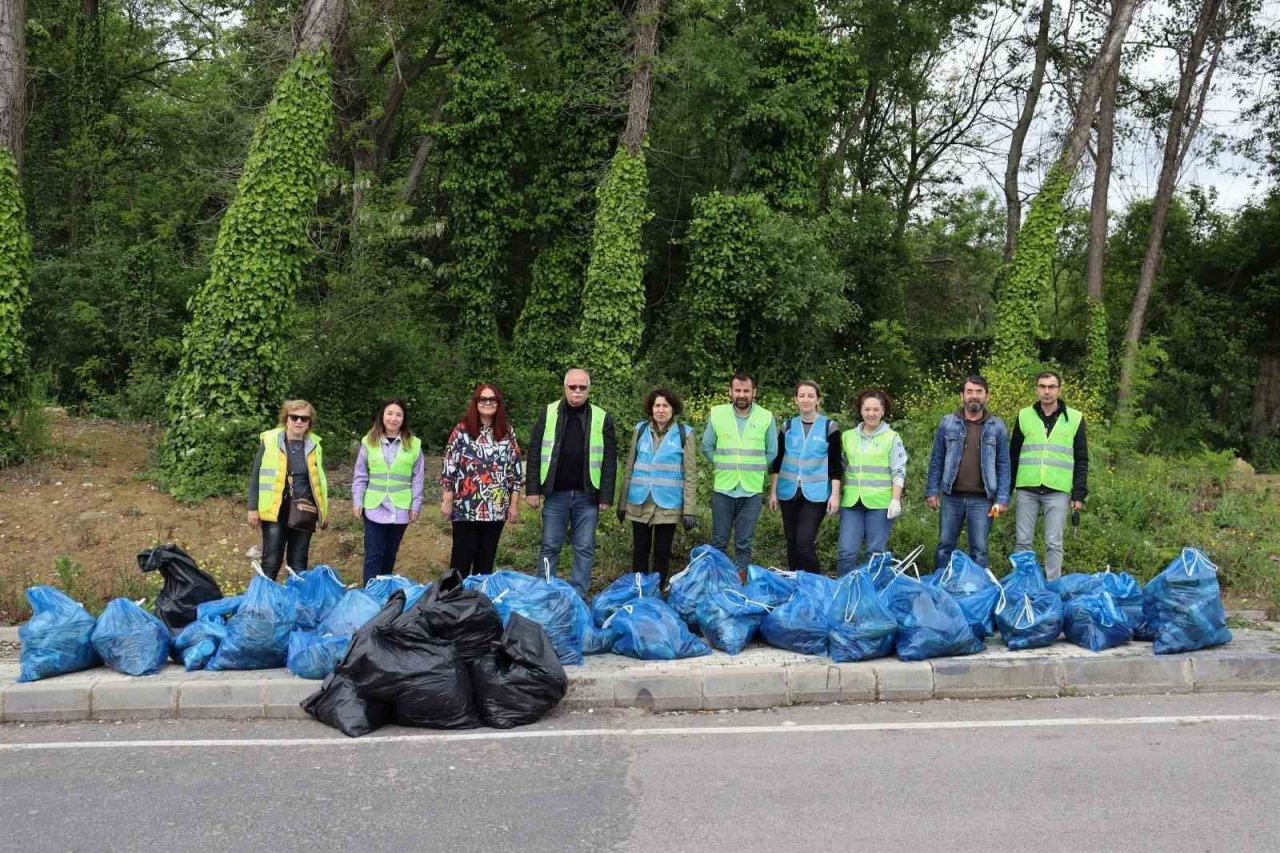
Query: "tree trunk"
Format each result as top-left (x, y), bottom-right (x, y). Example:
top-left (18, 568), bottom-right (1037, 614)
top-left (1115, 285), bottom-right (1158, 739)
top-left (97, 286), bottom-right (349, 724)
top-left (296, 0), bottom-right (346, 55)
top-left (0, 0), bottom-right (24, 167)
top-left (402, 88), bottom-right (448, 204)
top-left (1003, 0), bottom-right (1053, 261)
top-left (1085, 52), bottom-right (1119, 302)
top-left (1116, 0), bottom-right (1227, 412)
top-left (1252, 354), bottom-right (1280, 439)
top-left (1056, 0), bottom-right (1138, 174)
top-left (619, 0), bottom-right (662, 154)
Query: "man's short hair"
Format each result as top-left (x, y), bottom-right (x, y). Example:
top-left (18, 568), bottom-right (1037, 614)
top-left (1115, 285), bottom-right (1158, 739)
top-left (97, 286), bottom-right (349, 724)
top-left (563, 368), bottom-right (591, 385)
top-left (1035, 370), bottom-right (1061, 385)
top-left (962, 374), bottom-right (989, 392)
top-left (730, 371), bottom-right (757, 389)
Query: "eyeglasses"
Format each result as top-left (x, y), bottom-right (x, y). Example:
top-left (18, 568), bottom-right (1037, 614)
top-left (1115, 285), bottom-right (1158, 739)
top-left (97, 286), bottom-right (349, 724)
top-left (566, 385), bottom-right (589, 392)
top-left (477, 396), bottom-right (498, 404)
top-left (287, 414), bottom-right (311, 423)
top-left (1036, 384), bottom-right (1060, 390)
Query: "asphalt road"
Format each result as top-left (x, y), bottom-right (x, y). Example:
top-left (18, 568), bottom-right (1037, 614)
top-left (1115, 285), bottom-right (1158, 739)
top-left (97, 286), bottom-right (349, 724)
top-left (2, 693), bottom-right (1278, 852)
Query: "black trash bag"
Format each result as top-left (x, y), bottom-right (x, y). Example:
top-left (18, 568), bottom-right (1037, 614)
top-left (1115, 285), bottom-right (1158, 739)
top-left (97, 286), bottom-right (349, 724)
top-left (337, 591), bottom-right (481, 730)
top-left (138, 544), bottom-right (223, 631)
top-left (408, 569), bottom-right (503, 663)
top-left (302, 673), bottom-right (391, 738)
top-left (470, 613), bottom-right (569, 729)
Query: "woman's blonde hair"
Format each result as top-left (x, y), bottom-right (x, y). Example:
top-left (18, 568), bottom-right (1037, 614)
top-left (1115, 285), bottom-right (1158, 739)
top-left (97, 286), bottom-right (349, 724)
top-left (277, 399), bottom-right (317, 432)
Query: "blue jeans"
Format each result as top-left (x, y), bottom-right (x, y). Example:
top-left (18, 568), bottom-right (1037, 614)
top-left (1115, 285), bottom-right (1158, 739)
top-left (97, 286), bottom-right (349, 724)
top-left (710, 492), bottom-right (763, 571)
top-left (362, 518), bottom-right (408, 583)
top-left (936, 494), bottom-right (993, 570)
top-left (836, 505), bottom-right (893, 575)
top-left (540, 490), bottom-right (600, 597)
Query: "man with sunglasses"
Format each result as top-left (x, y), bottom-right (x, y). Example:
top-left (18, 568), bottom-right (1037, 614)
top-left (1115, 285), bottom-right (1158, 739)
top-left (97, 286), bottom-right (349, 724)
top-left (525, 368), bottom-right (618, 597)
top-left (1009, 370), bottom-right (1089, 580)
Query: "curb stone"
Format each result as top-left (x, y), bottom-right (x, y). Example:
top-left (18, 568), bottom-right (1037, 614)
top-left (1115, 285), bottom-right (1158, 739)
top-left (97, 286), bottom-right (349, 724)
top-left (2, 629), bottom-right (1279, 723)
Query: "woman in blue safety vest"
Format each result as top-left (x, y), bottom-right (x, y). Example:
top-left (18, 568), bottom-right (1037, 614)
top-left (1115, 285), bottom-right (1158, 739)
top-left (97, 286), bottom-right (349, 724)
top-left (768, 380), bottom-right (843, 573)
top-left (352, 398), bottom-right (425, 582)
top-left (617, 388), bottom-right (698, 590)
top-left (835, 388), bottom-right (908, 576)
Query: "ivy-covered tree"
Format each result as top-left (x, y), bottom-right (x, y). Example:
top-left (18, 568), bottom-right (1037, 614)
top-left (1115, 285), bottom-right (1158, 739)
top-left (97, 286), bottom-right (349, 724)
top-left (159, 0), bottom-right (343, 498)
top-left (0, 0), bottom-right (31, 464)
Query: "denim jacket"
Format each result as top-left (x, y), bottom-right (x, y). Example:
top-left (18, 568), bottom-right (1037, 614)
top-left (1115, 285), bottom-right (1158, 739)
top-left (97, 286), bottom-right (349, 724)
top-left (925, 411), bottom-right (1011, 505)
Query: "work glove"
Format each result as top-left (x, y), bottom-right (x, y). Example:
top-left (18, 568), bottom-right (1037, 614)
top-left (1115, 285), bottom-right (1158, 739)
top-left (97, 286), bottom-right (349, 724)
top-left (681, 514), bottom-right (698, 532)
top-left (616, 507), bottom-right (626, 524)
top-left (886, 498), bottom-right (902, 520)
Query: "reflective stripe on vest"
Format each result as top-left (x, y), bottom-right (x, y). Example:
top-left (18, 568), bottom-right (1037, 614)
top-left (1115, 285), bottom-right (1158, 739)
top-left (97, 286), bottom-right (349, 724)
top-left (1015, 406), bottom-right (1080, 492)
top-left (255, 428), bottom-right (329, 524)
top-left (362, 435), bottom-right (421, 511)
top-left (709, 403), bottom-right (773, 494)
top-left (540, 402), bottom-right (606, 489)
top-left (627, 421), bottom-right (685, 509)
top-left (840, 427), bottom-right (897, 509)
top-left (777, 415), bottom-right (831, 503)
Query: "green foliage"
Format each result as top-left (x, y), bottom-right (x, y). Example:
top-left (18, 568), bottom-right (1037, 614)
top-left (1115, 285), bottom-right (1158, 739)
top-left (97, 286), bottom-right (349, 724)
top-left (990, 165), bottom-right (1071, 374)
top-left (572, 147), bottom-right (653, 394)
top-left (437, 4), bottom-right (520, 378)
top-left (1083, 295), bottom-right (1111, 408)
top-left (159, 49), bottom-right (336, 500)
top-left (0, 151), bottom-right (33, 464)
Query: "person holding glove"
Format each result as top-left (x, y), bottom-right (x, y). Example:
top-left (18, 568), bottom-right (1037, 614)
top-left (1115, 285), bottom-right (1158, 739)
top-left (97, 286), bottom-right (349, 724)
top-left (835, 388), bottom-right (908, 575)
top-left (618, 388), bottom-right (698, 592)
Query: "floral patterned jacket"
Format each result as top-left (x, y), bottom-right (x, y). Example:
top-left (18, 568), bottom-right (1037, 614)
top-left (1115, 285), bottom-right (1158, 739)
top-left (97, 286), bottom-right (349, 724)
top-left (439, 423), bottom-right (525, 522)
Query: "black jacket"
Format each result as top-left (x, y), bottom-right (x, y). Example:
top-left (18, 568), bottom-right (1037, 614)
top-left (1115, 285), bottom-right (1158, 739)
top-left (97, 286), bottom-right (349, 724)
top-left (525, 399), bottom-right (618, 503)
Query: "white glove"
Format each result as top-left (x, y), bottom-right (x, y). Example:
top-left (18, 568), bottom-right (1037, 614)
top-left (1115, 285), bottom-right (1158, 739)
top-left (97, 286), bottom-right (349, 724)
top-left (886, 499), bottom-right (902, 520)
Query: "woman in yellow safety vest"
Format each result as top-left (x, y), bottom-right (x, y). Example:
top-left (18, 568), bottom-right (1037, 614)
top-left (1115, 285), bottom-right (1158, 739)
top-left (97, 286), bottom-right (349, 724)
top-left (247, 399), bottom-right (330, 581)
top-left (440, 384), bottom-right (525, 577)
top-left (352, 398), bottom-right (425, 582)
top-left (835, 388), bottom-right (908, 576)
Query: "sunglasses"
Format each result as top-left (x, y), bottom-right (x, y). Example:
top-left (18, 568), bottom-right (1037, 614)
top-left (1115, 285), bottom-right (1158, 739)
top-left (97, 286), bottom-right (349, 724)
top-left (287, 413), bottom-right (312, 423)
top-left (566, 384), bottom-right (589, 392)
top-left (477, 396), bottom-right (499, 404)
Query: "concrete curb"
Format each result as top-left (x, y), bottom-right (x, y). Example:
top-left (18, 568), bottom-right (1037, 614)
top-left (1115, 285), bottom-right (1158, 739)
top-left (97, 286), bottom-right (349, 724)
top-left (2, 629), bottom-right (1278, 724)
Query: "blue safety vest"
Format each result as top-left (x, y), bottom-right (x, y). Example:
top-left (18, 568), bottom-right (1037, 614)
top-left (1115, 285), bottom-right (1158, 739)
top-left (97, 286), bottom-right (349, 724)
top-left (627, 421), bottom-right (685, 510)
top-left (776, 415), bottom-right (831, 502)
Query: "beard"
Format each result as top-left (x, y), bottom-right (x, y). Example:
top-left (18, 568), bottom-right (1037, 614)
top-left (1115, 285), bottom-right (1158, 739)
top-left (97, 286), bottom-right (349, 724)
top-left (965, 401), bottom-right (985, 414)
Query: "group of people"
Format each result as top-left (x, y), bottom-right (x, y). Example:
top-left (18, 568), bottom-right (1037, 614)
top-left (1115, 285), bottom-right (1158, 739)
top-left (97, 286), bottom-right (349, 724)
top-left (245, 368), bottom-right (1089, 593)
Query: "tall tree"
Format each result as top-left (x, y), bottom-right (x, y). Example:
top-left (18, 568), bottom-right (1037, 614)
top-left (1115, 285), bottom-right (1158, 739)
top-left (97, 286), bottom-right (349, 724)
top-left (1083, 47), bottom-right (1121, 396)
top-left (1116, 0), bottom-right (1235, 413)
top-left (0, 0), bottom-right (31, 463)
top-left (1003, 0), bottom-right (1053, 261)
top-left (160, 0), bottom-right (346, 497)
top-left (572, 0), bottom-right (661, 393)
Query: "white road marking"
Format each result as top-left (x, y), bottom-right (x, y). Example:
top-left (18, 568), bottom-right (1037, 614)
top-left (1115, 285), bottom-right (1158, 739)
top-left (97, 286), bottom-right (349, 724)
top-left (0, 714), bottom-right (1275, 752)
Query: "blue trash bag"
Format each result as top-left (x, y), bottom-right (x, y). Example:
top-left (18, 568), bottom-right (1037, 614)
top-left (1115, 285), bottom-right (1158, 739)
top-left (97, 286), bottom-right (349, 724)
top-left (476, 571), bottom-right (542, 605)
top-left (827, 571), bottom-right (897, 662)
top-left (91, 598), bottom-right (172, 676)
top-left (929, 551), bottom-right (1001, 640)
top-left (743, 565), bottom-right (797, 609)
top-left (864, 552), bottom-right (898, 591)
top-left (287, 630), bottom-right (352, 679)
top-left (995, 590), bottom-right (1064, 651)
top-left (591, 572), bottom-right (660, 629)
top-left (488, 581), bottom-right (584, 667)
top-left (1142, 548), bottom-right (1232, 654)
top-left (667, 545), bottom-right (742, 630)
top-left (1064, 590), bottom-right (1133, 651)
top-left (208, 574), bottom-right (297, 670)
top-left (1097, 571), bottom-right (1146, 638)
top-left (364, 575), bottom-right (418, 606)
top-left (174, 619), bottom-right (227, 671)
top-left (196, 595), bottom-right (242, 624)
top-left (285, 565), bottom-right (346, 631)
top-left (759, 571), bottom-right (838, 656)
top-left (603, 598), bottom-right (712, 660)
top-left (1001, 551), bottom-right (1047, 603)
top-left (882, 572), bottom-right (984, 661)
top-left (462, 573), bottom-right (489, 591)
top-left (696, 589), bottom-right (771, 655)
top-left (318, 589), bottom-right (382, 636)
top-left (1046, 573), bottom-right (1097, 602)
top-left (18, 586), bottom-right (101, 682)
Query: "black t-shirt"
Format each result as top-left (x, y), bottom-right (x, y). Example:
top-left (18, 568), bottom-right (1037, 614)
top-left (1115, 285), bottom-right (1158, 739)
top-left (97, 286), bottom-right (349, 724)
top-left (554, 404), bottom-right (588, 491)
top-left (286, 439), bottom-right (313, 500)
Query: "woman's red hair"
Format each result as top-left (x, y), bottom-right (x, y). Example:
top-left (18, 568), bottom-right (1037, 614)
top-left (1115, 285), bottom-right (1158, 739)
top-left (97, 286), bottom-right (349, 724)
top-left (462, 384), bottom-right (513, 440)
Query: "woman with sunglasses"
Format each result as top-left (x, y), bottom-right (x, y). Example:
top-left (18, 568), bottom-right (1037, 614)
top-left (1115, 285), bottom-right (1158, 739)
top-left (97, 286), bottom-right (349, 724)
top-left (352, 398), bottom-right (425, 582)
top-left (440, 384), bottom-right (525, 576)
top-left (247, 399), bottom-right (329, 581)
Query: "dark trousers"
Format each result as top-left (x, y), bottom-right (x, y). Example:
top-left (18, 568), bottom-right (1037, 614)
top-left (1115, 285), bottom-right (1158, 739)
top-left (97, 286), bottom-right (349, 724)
top-left (780, 496), bottom-right (827, 573)
top-left (260, 520), bottom-right (312, 581)
top-left (362, 517), bottom-right (409, 583)
top-left (631, 522), bottom-right (677, 586)
top-left (450, 520), bottom-right (505, 577)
